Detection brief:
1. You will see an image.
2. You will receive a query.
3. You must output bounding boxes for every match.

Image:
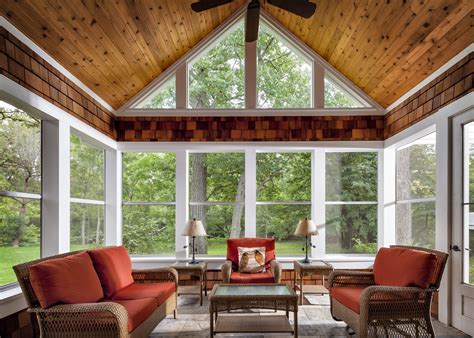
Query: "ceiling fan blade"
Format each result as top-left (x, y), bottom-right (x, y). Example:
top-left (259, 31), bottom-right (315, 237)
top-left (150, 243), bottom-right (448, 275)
top-left (191, 0), bottom-right (233, 13)
top-left (245, 1), bottom-right (260, 42)
top-left (267, 0), bottom-right (316, 19)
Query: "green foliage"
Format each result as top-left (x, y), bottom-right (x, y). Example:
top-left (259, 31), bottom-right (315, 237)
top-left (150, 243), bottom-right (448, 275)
top-left (324, 78), bottom-right (364, 108)
top-left (257, 24), bottom-right (311, 108)
top-left (141, 76), bottom-right (176, 109)
top-left (326, 153), bottom-right (378, 253)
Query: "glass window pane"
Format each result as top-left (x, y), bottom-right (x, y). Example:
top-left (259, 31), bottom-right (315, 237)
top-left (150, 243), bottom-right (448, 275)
top-left (122, 205), bottom-right (175, 255)
top-left (467, 122), bottom-right (474, 204)
top-left (468, 204), bottom-right (474, 284)
top-left (395, 201), bottom-right (435, 248)
top-left (135, 76), bottom-right (176, 109)
top-left (189, 153), bottom-right (245, 202)
top-left (122, 153), bottom-right (176, 202)
top-left (257, 23), bottom-right (311, 108)
top-left (396, 133), bottom-right (436, 200)
top-left (190, 205), bottom-right (245, 255)
top-left (326, 204), bottom-right (377, 254)
top-left (0, 197), bottom-right (40, 285)
top-left (0, 102), bottom-right (41, 194)
top-left (256, 204), bottom-right (311, 255)
top-left (70, 203), bottom-right (104, 250)
top-left (324, 76), bottom-right (365, 108)
top-left (188, 21), bottom-right (244, 109)
top-left (70, 134), bottom-right (104, 200)
top-left (326, 152), bottom-right (377, 201)
top-left (257, 152), bottom-right (311, 202)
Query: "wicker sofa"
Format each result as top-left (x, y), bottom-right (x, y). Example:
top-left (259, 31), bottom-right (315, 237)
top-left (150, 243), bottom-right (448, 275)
top-left (328, 245), bottom-right (448, 338)
top-left (13, 246), bottom-right (178, 338)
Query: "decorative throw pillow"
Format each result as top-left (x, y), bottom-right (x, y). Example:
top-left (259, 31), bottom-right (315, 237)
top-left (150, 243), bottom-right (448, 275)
top-left (238, 247), bottom-right (266, 273)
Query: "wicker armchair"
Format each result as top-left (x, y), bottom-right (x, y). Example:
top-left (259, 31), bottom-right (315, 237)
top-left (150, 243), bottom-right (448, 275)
top-left (13, 250), bottom-right (178, 338)
top-left (328, 245), bottom-right (448, 338)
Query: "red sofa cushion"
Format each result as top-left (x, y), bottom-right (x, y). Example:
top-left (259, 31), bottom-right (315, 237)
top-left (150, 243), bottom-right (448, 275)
top-left (373, 247), bottom-right (437, 289)
top-left (110, 282), bottom-right (176, 306)
top-left (29, 251), bottom-right (104, 309)
top-left (230, 270), bottom-right (275, 284)
top-left (227, 238), bottom-right (276, 270)
top-left (103, 298), bottom-right (157, 333)
top-left (88, 246), bottom-right (134, 297)
top-left (330, 286), bottom-right (367, 314)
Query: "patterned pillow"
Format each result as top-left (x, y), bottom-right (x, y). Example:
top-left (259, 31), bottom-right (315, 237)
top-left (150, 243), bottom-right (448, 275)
top-left (238, 247), bottom-right (266, 273)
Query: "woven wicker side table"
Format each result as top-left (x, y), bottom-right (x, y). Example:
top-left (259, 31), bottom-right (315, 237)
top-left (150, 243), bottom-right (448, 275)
top-left (172, 261), bottom-right (207, 306)
top-left (293, 260), bottom-right (334, 305)
top-left (208, 284), bottom-right (298, 337)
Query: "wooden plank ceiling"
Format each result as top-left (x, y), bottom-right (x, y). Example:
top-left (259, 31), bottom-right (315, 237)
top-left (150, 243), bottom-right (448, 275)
top-left (1, 0), bottom-right (472, 110)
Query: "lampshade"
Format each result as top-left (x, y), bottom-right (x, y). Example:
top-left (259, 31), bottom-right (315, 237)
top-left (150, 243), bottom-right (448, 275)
top-left (182, 218), bottom-right (207, 236)
top-left (294, 218), bottom-right (319, 236)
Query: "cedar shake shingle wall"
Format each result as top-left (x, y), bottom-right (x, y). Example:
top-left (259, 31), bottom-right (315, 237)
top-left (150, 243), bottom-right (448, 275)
top-left (116, 116), bottom-right (385, 142)
top-left (384, 52), bottom-right (473, 138)
top-left (0, 27), bottom-right (116, 139)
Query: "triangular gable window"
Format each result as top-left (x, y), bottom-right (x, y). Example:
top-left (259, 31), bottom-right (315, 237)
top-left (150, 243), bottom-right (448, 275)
top-left (135, 76), bottom-right (176, 109)
top-left (257, 22), bottom-right (311, 108)
top-left (188, 20), bottom-right (244, 109)
top-left (324, 75), bottom-right (368, 108)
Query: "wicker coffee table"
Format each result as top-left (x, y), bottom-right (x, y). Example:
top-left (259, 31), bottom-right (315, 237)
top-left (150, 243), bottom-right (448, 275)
top-left (208, 283), bottom-right (298, 337)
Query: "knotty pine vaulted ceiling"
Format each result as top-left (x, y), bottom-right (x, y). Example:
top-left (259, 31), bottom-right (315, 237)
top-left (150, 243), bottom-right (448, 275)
top-left (1, 0), bottom-right (472, 110)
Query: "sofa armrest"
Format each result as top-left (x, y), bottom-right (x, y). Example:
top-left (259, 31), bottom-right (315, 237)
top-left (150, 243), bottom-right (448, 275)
top-left (269, 260), bottom-right (282, 283)
top-left (30, 302), bottom-right (128, 337)
top-left (328, 270), bottom-right (375, 288)
top-left (221, 260), bottom-right (232, 283)
top-left (132, 267), bottom-right (178, 284)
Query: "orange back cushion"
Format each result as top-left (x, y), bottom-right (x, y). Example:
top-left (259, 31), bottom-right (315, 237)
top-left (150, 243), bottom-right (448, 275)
top-left (373, 247), bottom-right (437, 289)
top-left (29, 251), bottom-right (104, 308)
top-left (88, 246), bottom-right (134, 297)
top-left (227, 238), bottom-right (275, 270)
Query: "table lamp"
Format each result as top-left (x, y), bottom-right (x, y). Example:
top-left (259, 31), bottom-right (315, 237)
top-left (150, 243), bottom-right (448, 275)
top-left (182, 218), bottom-right (207, 264)
top-left (294, 218), bottom-right (319, 263)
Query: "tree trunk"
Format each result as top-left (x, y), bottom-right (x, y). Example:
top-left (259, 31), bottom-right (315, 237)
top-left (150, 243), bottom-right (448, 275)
top-left (96, 206), bottom-right (101, 246)
top-left (230, 169), bottom-right (245, 238)
top-left (81, 205), bottom-right (86, 246)
top-left (396, 147), bottom-right (412, 245)
top-left (190, 153), bottom-right (207, 254)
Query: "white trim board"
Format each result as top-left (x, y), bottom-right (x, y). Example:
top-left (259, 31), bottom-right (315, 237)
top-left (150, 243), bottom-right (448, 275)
top-left (117, 6), bottom-right (382, 115)
top-left (385, 43), bottom-right (474, 113)
top-left (0, 16), bottom-right (115, 113)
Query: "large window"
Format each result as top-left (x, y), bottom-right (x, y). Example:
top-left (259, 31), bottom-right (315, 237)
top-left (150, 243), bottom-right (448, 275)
top-left (135, 76), bottom-right (176, 109)
top-left (0, 101), bottom-right (41, 286)
top-left (464, 122), bottom-right (474, 284)
top-left (326, 152), bottom-right (378, 254)
top-left (122, 153), bottom-right (176, 255)
top-left (189, 153), bottom-right (245, 255)
top-left (256, 152), bottom-right (311, 255)
top-left (257, 23), bottom-right (311, 108)
top-left (70, 134), bottom-right (105, 250)
top-left (188, 21), bottom-right (245, 109)
top-left (324, 76), bottom-right (366, 108)
top-left (395, 133), bottom-right (436, 248)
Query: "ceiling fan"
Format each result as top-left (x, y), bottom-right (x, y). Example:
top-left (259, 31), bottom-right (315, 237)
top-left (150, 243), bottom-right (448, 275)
top-left (191, 0), bottom-right (317, 42)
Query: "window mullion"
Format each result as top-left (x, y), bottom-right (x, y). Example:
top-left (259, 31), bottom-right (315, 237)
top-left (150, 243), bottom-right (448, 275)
top-left (175, 150), bottom-right (189, 258)
top-left (245, 149), bottom-right (257, 237)
top-left (312, 149), bottom-right (325, 258)
top-left (313, 62), bottom-right (324, 108)
top-left (245, 39), bottom-right (257, 109)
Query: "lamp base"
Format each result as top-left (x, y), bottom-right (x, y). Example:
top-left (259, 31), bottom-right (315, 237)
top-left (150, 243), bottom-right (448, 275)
top-left (299, 258), bottom-right (311, 264)
top-left (189, 259), bottom-right (200, 265)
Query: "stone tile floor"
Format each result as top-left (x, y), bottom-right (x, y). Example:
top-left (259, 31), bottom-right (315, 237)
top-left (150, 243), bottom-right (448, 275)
top-left (151, 294), bottom-right (470, 337)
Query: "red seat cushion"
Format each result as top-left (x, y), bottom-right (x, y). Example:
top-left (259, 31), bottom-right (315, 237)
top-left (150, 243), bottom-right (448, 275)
top-left (88, 246), bottom-right (134, 297)
top-left (330, 286), bottom-right (367, 314)
top-left (230, 270), bottom-right (275, 284)
top-left (103, 298), bottom-right (157, 333)
top-left (373, 247), bottom-right (438, 289)
top-left (29, 251), bottom-right (104, 309)
top-left (227, 238), bottom-right (276, 270)
top-left (110, 282), bottom-right (176, 306)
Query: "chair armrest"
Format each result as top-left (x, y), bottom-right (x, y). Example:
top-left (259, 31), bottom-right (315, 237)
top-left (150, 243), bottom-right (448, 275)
top-left (269, 260), bottom-right (282, 283)
top-left (29, 302), bottom-right (128, 337)
top-left (221, 260), bottom-right (232, 283)
top-left (359, 285), bottom-right (435, 316)
top-left (328, 270), bottom-right (375, 288)
top-left (132, 267), bottom-right (178, 284)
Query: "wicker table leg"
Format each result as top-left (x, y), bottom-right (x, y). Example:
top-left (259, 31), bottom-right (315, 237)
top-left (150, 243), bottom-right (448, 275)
top-left (294, 310), bottom-right (298, 337)
top-left (200, 274), bottom-right (203, 306)
top-left (299, 275), bottom-right (304, 305)
top-left (210, 311), bottom-right (214, 337)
